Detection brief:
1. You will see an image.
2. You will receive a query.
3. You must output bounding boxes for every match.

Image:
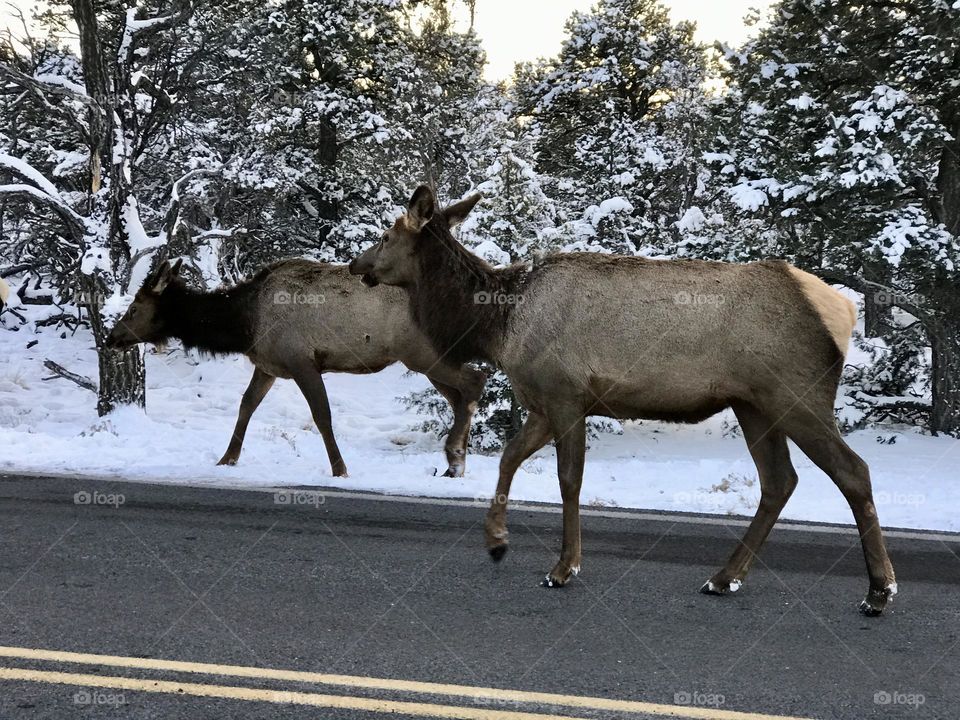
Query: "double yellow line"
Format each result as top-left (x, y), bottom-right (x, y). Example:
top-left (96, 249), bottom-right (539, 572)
top-left (0, 645), bottom-right (813, 720)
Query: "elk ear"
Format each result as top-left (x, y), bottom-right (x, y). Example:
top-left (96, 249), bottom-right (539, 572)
top-left (151, 260), bottom-right (175, 293)
top-left (170, 258), bottom-right (183, 276)
top-left (443, 194), bottom-right (482, 228)
top-left (406, 185), bottom-right (435, 231)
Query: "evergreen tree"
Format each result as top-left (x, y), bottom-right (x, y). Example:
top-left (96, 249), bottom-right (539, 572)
top-left (520, 0), bottom-right (712, 255)
top-left (711, 0), bottom-right (960, 434)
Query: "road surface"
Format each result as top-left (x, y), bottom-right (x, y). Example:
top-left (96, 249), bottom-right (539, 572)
top-left (0, 473), bottom-right (956, 719)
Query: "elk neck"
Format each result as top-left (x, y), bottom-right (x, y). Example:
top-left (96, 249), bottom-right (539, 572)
top-left (410, 220), bottom-right (527, 366)
top-left (160, 280), bottom-right (258, 355)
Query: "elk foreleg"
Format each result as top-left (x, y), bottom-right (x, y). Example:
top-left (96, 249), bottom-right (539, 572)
top-left (428, 379), bottom-right (470, 477)
top-left (218, 368), bottom-right (276, 466)
top-left (485, 411), bottom-right (552, 561)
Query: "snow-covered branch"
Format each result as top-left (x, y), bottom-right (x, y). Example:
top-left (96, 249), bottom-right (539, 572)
top-left (0, 63), bottom-right (97, 138)
top-left (0, 184), bottom-right (88, 241)
top-left (118, 1), bottom-right (192, 65)
top-left (0, 153), bottom-right (91, 241)
top-left (0, 63), bottom-right (96, 108)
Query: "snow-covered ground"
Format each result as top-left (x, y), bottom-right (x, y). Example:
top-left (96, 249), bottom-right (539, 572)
top-left (1, 311), bottom-right (957, 532)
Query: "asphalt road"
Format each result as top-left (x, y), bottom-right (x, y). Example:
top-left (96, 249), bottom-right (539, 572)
top-left (0, 473), bottom-right (957, 720)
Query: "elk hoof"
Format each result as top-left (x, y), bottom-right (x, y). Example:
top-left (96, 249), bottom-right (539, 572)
top-left (699, 577), bottom-right (742, 595)
top-left (441, 465), bottom-right (464, 478)
top-left (331, 465), bottom-right (349, 478)
top-left (216, 457), bottom-right (238, 467)
top-left (489, 544), bottom-right (508, 562)
top-left (858, 583), bottom-right (897, 617)
top-left (540, 564), bottom-right (577, 588)
top-left (540, 574), bottom-right (565, 588)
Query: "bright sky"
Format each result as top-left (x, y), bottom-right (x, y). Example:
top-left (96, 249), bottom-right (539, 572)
top-left (2, 0), bottom-right (772, 82)
top-left (455, 0), bottom-right (772, 80)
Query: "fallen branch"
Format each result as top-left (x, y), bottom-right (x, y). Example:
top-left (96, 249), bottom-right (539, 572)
top-left (16, 283), bottom-right (53, 305)
top-left (35, 312), bottom-right (80, 329)
top-left (1, 262), bottom-right (36, 278)
top-left (2, 307), bottom-right (26, 323)
top-left (42, 359), bottom-right (97, 393)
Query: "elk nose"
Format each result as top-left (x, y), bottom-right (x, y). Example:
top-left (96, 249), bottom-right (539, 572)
top-left (104, 328), bottom-right (123, 348)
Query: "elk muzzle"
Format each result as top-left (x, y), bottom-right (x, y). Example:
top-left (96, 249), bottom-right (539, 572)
top-left (104, 322), bottom-right (138, 349)
top-left (348, 253), bottom-right (380, 288)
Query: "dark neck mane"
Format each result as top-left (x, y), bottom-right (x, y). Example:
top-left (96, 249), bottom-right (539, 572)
top-left (411, 219), bottom-right (526, 366)
top-left (159, 280), bottom-right (258, 355)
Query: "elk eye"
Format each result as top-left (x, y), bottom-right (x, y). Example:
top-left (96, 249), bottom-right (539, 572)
top-left (381, 233), bottom-right (389, 244)
top-left (129, 307), bottom-right (137, 318)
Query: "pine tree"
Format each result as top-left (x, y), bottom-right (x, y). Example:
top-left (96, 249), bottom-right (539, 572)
top-left (712, 0), bottom-right (960, 434)
top-left (521, 0), bottom-right (711, 255)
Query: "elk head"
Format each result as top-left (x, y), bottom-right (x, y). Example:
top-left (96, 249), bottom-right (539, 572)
top-left (348, 186), bottom-right (481, 288)
top-left (105, 259), bottom-right (183, 349)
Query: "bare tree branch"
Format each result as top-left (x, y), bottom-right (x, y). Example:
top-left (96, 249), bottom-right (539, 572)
top-left (43, 359), bottom-right (97, 392)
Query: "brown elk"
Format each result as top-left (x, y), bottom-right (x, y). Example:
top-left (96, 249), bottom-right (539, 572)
top-left (106, 258), bottom-right (486, 478)
top-left (349, 185), bottom-right (897, 616)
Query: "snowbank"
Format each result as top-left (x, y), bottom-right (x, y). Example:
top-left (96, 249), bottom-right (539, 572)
top-left (0, 316), bottom-right (957, 531)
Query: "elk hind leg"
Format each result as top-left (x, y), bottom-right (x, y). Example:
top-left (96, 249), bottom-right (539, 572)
top-left (701, 402), bottom-right (797, 595)
top-left (427, 377), bottom-right (476, 478)
top-left (542, 411), bottom-right (586, 588)
top-left (293, 367), bottom-right (348, 478)
top-left (781, 406), bottom-right (896, 615)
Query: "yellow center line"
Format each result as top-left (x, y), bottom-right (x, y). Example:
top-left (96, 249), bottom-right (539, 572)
top-left (0, 645), bottom-right (815, 720)
top-left (0, 667), bottom-right (593, 719)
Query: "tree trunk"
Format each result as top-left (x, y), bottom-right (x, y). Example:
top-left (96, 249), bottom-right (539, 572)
top-left (928, 119), bottom-right (960, 434)
top-left (69, 0), bottom-right (146, 415)
top-left (316, 117), bottom-right (339, 246)
top-left (96, 346), bottom-right (146, 417)
top-left (935, 121), bottom-right (960, 237)
top-left (85, 282), bottom-right (146, 416)
top-left (862, 257), bottom-right (892, 337)
top-left (508, 393), bottom-right (524, 439)
top-left (930, 322), bottom-right (960, 436)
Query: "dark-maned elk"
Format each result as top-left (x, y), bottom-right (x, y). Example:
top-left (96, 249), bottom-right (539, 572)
top-left (106, 258), bottom-right (486, 478)
top-left (349, 185), bottom-right (897, 616)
